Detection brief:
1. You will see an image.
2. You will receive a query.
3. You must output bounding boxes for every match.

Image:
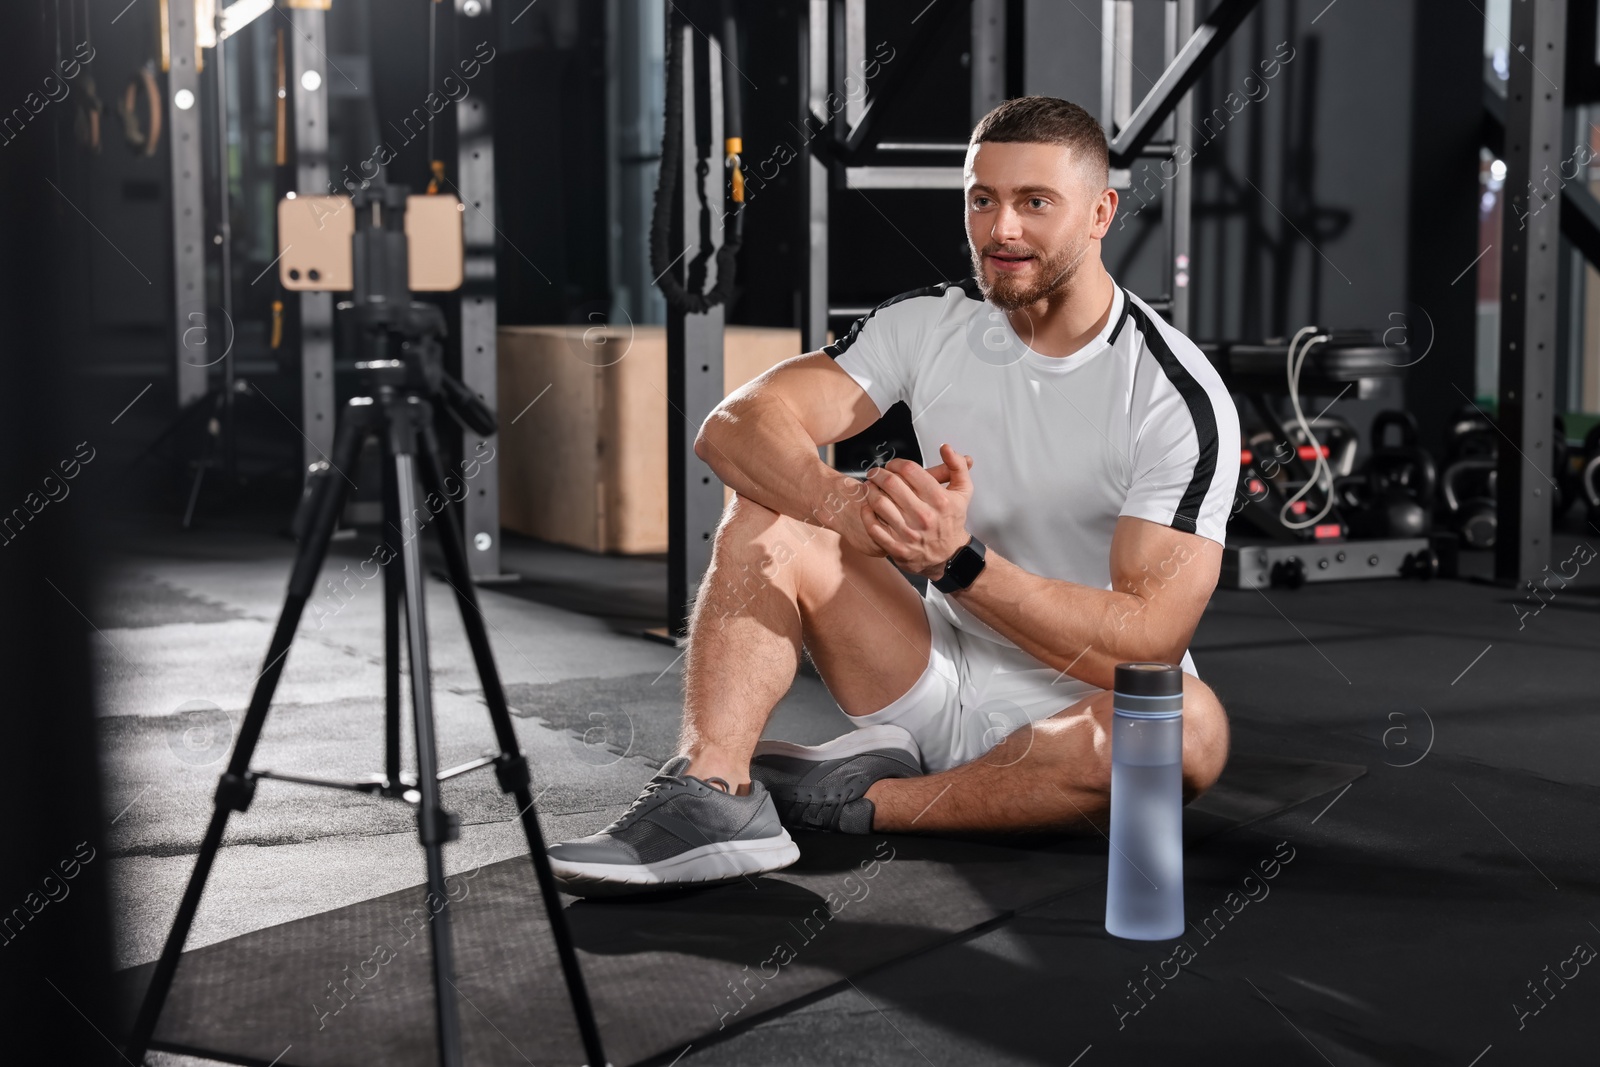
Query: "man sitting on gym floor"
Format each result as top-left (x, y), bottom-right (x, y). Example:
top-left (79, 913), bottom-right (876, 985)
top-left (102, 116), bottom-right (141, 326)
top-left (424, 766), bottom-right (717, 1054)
top-left (548, 96), bottom-right (1240, 894)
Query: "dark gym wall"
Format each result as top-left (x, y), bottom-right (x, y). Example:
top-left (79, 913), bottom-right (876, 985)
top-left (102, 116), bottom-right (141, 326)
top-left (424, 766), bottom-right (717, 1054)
top-left (1189, 1), bottom-right (1416, 343)
top-left (0, 3), bottom-right (117, 1062)
top-left (724, 0), bottom-right (808, 330)
top-left (62, 0), bottom-right (176, 415)
top-left (494, 0), bottom-right (610, 327)
top-left (1404, 3), bottom-right (1488, 453)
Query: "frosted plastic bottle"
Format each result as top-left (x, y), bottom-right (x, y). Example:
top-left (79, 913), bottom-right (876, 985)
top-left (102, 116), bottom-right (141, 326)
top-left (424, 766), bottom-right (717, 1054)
top-left (1105, 662), bottom-right (1186, 940)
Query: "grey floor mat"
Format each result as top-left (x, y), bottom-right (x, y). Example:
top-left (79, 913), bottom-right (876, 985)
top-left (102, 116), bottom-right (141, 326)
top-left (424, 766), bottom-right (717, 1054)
top-left (116, 752), bottom-right (1362, 1067)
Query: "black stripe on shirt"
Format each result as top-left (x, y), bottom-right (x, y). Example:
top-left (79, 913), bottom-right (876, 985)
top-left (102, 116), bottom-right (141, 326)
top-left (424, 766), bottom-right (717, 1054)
top-left (1123, 298), bottom-right (1218, 535)
top-left (1108, 285), bottom-right (1133, 346)
top-left (822, 278), bottom-right (979, 360)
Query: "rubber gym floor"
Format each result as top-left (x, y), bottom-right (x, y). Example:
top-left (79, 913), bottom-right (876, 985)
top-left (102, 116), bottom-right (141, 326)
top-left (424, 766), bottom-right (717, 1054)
top-left (98, 511), bottom-right (1598, 1067)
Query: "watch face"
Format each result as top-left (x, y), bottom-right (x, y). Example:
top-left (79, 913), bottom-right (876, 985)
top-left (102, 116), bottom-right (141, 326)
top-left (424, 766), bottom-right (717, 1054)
top-left (938, 538), bottom-right (985, 592)
top-left (951, 549), bottom-right (980, 584)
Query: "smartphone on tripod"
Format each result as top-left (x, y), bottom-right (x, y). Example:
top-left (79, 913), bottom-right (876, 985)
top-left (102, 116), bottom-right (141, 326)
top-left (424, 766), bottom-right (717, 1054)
top-left (276, 191), bottom-right (465, 292)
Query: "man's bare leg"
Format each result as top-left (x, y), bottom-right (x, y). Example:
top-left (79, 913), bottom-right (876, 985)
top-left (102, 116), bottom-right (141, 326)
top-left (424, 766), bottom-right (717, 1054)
top-left (679, 493), bottom-right (933, 790)
top-left (546, 492), bottom-right (938, 893)
top-left (865, 673), bottom-right (1230, 833)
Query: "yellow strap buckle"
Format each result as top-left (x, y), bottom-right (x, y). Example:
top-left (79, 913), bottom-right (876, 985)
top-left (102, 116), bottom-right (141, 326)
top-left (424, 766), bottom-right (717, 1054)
top-left (724, 137), bottom-right (744, 204)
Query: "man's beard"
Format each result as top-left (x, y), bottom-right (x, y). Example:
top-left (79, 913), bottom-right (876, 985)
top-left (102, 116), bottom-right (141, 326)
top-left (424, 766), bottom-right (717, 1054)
top-left (970, 236), bottom-right (1092, 312)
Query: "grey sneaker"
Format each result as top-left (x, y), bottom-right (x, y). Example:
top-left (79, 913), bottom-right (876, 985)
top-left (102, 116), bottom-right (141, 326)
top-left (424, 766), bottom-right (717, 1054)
top-left (749, 724), bottom-right (923, 834)
top-left (546, 755), bottom-right (799, 895)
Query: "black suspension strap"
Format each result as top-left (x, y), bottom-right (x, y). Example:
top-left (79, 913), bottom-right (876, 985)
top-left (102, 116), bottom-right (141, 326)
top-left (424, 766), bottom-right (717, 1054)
top-left (650, 0), bottom-right (744, 313)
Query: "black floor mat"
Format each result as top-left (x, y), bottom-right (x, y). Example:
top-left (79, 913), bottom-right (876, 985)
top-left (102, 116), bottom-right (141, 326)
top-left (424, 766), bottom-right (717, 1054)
top-left (116, 752), bottom-right (1361, 1067)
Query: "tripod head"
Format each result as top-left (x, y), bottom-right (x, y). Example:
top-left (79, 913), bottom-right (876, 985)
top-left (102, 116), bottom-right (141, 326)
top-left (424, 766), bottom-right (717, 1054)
top-left (339, 183), bottom-right (496, 438)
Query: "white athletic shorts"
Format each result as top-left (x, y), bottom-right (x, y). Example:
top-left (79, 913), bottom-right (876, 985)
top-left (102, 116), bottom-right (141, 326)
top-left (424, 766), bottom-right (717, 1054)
top-left (848, 595), bottom-right (1199, 773)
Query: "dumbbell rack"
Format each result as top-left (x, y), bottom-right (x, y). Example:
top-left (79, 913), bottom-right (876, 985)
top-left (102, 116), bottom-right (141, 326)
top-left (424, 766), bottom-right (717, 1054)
top-left (1210, 337), bottom-right (1447, 590)
top-left (1220, 538), bottom-right (1438, 591)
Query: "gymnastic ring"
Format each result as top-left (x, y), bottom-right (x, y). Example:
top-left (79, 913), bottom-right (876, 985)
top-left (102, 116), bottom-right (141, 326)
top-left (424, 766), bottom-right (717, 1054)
top-left (119, 62), bottom-right (162, 157)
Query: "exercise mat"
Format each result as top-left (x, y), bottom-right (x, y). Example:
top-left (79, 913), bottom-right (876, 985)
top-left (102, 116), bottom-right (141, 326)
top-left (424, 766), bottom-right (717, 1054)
top-left (116, 751), bottom-right (1361, 1067)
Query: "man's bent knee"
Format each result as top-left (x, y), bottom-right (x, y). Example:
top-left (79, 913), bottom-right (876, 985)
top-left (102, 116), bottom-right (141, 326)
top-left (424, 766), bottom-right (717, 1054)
top-left (717, 493), bottom-right (836, 555)
top-left (714, 494), bottom-right (803, 574)
top-left (1000, 707), bottom-right (1116, 806)
top-left (705, 493), bottom-right (847, 613)
top-left (1027, 677), bottom-right (1226, 807)
top-left (1180, 676), bottom-right (1230, 803)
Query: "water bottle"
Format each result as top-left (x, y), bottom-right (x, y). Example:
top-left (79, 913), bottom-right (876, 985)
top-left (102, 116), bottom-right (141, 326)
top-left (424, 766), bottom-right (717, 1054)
top-left (1105, 662), bottom-right (1185, 940)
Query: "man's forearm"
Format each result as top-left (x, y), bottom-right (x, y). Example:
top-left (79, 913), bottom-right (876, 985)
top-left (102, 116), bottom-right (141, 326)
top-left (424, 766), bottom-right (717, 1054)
top-left (695, 395), bottom-right (860, 531)
top-left (949, 549), bottom-right (1177, 691)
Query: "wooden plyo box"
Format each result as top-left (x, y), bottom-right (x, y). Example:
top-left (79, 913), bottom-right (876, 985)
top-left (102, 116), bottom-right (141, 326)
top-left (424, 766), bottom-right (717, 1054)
top-left (497, 325), bottom-right (810, 554)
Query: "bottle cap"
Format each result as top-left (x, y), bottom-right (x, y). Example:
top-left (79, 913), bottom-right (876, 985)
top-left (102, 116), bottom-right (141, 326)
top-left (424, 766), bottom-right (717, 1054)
top-left (1114, 662), bottom-right (1184, 697)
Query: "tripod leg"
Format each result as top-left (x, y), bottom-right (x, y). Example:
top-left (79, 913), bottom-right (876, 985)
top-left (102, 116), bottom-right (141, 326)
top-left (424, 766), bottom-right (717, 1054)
top-left (125, 388), bottom-right (210, 469)
top-left (181, 458), bottom-right (208, 529)
top-left (414, 425), bottom-right (530, 763)
top-left (180, 395), bottom-right (223, 530)
top-left (391, 440), bottom-right (466, 1067)
top-left (382, 450), bottom-right (403, 787)
top-left (418, 422), bottom-right (610, 1067)
top-left (127, 409), bottom-right (368, 1063)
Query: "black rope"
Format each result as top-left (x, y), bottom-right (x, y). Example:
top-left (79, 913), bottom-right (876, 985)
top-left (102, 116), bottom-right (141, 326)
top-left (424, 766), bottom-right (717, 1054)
top-left (650, 4), bottom-right (742, 314)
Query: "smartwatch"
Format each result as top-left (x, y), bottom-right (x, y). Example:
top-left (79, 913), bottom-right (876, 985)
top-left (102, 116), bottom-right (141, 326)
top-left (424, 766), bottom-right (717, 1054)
top-left (932, 535), bottom-right (987, 594)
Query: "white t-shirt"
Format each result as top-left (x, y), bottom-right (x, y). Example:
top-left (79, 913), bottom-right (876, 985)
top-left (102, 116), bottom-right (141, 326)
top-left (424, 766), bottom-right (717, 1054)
top-left (827, 276), bottom-right (1240, 679)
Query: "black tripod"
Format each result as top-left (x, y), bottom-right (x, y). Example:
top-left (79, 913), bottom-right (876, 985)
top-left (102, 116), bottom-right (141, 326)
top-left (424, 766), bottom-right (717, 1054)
top-left (124, 377), bottom-right (265, 529)
top-left (126, 186), bottom-right (609, 1067)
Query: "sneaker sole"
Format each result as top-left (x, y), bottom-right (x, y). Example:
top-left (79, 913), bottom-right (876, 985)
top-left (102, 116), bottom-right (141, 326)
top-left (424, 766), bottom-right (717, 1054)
top-left (753, 723), bottom-right (922, 768)
top-left (550, 833), bottom-right (801, 896)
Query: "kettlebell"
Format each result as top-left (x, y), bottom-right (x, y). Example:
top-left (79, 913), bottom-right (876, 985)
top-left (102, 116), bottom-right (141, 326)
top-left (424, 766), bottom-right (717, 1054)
top-left (1443, 458), bottom-right (1497, 549)
top-left (1364, 410), bottom-right (1436, 538)
top-left (1581, 424), bottom-right (1600, 531)
top-left (1446, 404), bottom-right (1497, 462)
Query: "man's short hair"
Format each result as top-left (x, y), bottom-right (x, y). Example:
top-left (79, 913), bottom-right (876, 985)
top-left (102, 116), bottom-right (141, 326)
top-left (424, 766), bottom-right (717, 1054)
top-left (970, 96), bottom-right (1110, 190)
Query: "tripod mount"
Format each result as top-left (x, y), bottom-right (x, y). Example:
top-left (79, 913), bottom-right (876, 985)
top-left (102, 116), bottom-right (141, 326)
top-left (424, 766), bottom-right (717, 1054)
top-left (126, 185), bottom-right (609, 1067)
